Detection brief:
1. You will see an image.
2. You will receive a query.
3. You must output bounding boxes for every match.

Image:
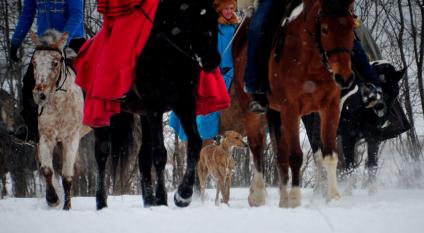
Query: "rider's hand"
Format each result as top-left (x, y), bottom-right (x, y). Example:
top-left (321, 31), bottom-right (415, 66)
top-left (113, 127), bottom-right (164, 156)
top-left (10, 44), bottom-right (19, 62)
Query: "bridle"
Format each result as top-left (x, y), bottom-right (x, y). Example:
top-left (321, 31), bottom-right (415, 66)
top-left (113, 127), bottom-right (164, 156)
top-left (32, 46), bottom-right (69, 92)
top-left (305, 10), bottom-right (354, 73)
top-left (32, 46), bottom-right (71, 116)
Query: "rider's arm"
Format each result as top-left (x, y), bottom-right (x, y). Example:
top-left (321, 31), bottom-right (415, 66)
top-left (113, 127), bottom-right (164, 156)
top-left (11, 0), bottom-right (36, 48)
top-left (63, 0), bottom-right (84, 43)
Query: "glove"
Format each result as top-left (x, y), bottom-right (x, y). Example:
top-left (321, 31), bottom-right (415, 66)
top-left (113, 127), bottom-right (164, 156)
top-left (10, 44), bottom-right (19, 62)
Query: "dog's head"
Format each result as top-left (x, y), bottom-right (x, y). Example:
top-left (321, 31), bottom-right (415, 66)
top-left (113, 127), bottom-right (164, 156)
top-left (222, 130), bottom-right (248, 149)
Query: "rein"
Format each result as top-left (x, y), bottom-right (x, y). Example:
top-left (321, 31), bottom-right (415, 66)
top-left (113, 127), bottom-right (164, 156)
top-left (305, 11), bottom-right (353, 73)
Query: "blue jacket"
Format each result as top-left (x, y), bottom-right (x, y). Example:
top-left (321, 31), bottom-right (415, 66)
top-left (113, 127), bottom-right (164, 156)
top-left (217, 24), bottom-right (237, 88)
top-left (11, 0), bottom-right (85, 47)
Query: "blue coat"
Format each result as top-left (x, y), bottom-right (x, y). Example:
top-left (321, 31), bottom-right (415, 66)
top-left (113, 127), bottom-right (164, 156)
top-left (170, 23), bottom-right (237, 141)
top-left (11, 0), bottom-right (85, 47)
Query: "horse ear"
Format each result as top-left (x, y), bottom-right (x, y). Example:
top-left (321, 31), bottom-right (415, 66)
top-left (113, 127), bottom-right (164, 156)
top-left (30, 30), bottom-right (41, 46)
top-left (53, 32), bottom-right (69, 50)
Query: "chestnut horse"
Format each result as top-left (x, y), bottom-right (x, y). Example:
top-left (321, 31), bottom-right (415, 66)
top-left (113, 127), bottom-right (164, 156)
top-left (223, 0), bottom-right (356, 207)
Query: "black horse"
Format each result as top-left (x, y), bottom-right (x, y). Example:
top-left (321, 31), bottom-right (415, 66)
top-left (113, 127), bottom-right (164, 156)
top-left (301, 61), bottom-right (409, 190)
top-left (94, 0), bottom-right (220, 209)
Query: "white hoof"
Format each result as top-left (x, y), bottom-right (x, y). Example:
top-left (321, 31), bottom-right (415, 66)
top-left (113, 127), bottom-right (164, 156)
top-left (288, 187), bottom-right (301, 208)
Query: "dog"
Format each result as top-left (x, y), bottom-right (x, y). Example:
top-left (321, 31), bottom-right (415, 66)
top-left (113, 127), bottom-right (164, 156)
top-left (197, 130), bottom-right (247, 205)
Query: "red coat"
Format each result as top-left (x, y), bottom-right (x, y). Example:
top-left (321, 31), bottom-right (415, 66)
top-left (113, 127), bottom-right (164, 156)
top-left (75, 0), bottom-right (159, 127)
top-left (196, 68), bottom-right (230, 115)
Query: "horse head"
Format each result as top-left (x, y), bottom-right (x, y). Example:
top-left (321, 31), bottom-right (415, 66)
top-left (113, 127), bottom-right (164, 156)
top-left (316, 0), bottom-right (356, 89)
top-left (30, 30), bottom-right (68, 108)
top-left (186, 0), bottom-right (221, 72)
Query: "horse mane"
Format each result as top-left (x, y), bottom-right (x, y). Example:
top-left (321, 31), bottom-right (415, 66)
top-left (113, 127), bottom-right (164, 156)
top-left (320, 0), bottom-right (353, 14)
top-left (37, 29), bottom-right (63, 48)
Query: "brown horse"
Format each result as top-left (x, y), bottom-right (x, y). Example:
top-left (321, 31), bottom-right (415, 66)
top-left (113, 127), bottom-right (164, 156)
top-left (222, 0), bottom-right (356, 207)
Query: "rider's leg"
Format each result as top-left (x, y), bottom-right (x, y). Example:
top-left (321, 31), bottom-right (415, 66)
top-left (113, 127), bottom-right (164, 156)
top-left (244, 0), bottom-right (287, 113)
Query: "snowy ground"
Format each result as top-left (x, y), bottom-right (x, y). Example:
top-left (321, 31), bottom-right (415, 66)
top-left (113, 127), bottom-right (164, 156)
top-left (1, 187), bottom-right (424, 233)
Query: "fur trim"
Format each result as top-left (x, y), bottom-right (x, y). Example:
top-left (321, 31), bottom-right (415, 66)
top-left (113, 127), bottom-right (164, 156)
top-left (218, 13), bottom-right (239, 24)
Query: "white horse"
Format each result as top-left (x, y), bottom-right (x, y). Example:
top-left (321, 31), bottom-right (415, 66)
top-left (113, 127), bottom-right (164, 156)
top-left (30, 30), bottom-right (89, 210)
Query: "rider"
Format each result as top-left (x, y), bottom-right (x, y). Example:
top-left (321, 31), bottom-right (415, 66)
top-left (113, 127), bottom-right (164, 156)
top-left (245, 0), bottom-right (383, 114)
top-left (9, 0), bottom-right (85, 141)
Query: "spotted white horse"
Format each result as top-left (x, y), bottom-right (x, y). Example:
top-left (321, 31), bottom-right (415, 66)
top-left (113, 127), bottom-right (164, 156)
top-left (30, 30), bottom-right (89, 210)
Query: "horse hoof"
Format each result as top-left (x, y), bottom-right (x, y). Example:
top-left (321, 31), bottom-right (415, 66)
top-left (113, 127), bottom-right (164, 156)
top-left (155, 196), bottom-right (168, 206)
top-left (174, 192), bottom-right (191, 207)
top-left (47, 199), bottom-right (60, 207)
top-left (96, 191), bottom-right (108, 210)
top-left (288, 187), bottom-right (301, 208)
top-left (155, 187), bottom-right (168, 206)
top-left (248, 189), bottom-right (266, 207)
top-left (143, 197), bottom-right (156, 208)
top-left (63, 202), bottom-right (71, 210)
top-left (46, 194), bottom-right (59, 207)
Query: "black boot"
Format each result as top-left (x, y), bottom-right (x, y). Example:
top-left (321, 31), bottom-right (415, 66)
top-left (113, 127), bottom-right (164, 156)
top-left (249, 94), bottom-right (268, 114)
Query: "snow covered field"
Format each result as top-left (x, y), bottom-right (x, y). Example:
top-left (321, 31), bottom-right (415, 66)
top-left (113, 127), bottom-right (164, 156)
top-left (1, 187), bottom-right (423, 233)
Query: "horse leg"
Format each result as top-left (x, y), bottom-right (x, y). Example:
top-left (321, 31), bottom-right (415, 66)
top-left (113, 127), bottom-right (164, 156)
top-left (267, 110), bottom-right (289, 207)
top-left (139, 116), bottom-right (155, 207)
top-left (366, 138), bottom-right (380, 194)
top-left (145, 113), bottom-right (168, 206)
top-left (38, 136), bottom-right (59, 207)
top-left (341, 134), bottom-right (356, 196)
top-left (172, 107), bottom-right (202, 207)
top-left (61, 134), bottom-right (80, 210)
top-left (280, 109), bottom-right (303, 208)
top-left (319, 106), bottom-right (341, 201)
top-left (246, 112), bottom-right (267, 207)
top-left (301, 114), bottom-right (325, 196)
top-left (94, 127), bottom-right (111, 210)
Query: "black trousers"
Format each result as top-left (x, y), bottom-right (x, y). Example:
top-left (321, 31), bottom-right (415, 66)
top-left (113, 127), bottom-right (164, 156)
top-left (20, 38), bottom-right (86, 141)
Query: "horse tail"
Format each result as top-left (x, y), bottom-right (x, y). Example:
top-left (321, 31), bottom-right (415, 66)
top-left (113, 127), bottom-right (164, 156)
top-left (110, 112), bottom-right (137, 194)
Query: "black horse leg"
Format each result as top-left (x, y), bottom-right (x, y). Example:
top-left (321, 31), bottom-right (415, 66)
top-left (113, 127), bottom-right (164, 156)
top-left (173, 107), bottom-right (202, 207)
top-left (341, 134), bottom-right (356, 174)
top-left (94, 127), bottom-right (111, 210)
top-left (143, 112), bottom-right (168, 206)
top-left (110, 113), bottom-right (134, 194)
top-left (302, 113), bottom-right (326, 194)
top-left (139, 116), bottom-right (155, 207)
top-left (301, 113), bottom-right (322, 153)
top-left (366, 138), bottom-right (380, 185)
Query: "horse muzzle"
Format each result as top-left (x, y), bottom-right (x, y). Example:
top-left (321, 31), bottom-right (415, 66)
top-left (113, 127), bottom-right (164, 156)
top-left (334, 73), bottom-right (355, 90)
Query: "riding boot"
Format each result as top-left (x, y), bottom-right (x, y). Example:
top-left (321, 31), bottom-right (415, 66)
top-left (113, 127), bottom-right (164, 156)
top-left (249, 94), bottom-right (268, 114)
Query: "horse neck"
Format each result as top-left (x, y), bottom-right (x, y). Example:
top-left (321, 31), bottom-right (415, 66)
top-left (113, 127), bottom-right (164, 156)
top-left (289, 2), bottom-right (325, 68)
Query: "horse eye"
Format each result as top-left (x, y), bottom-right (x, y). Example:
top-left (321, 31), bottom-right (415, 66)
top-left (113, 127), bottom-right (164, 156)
top-left (53, 61), bottom-right (59, 67)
